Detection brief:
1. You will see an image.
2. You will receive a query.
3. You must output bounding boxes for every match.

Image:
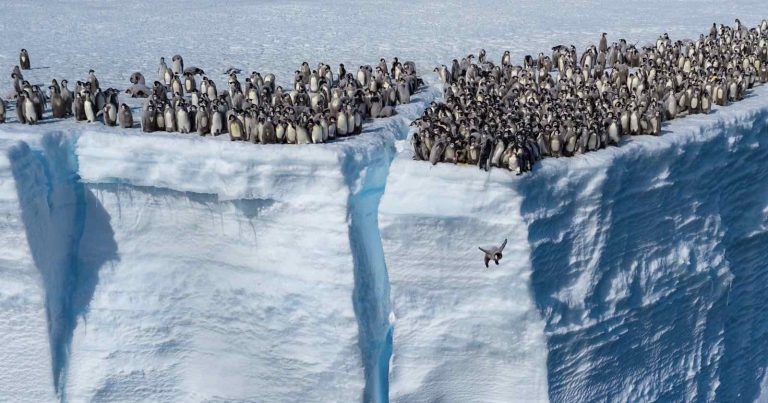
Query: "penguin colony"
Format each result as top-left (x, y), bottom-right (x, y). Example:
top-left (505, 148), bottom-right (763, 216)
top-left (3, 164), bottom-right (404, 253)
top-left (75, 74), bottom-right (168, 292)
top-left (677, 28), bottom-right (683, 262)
top-left (412, 19), bottom-right (768, 174)
top-left (3, 51), bottom-right (422, 144)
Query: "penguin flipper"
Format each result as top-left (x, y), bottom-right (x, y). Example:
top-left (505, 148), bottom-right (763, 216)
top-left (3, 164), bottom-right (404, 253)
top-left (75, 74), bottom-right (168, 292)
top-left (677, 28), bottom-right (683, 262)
top-left (500, 239), bottom-right (507, 251)
top-left (479, 247), bottom-right (490, 254)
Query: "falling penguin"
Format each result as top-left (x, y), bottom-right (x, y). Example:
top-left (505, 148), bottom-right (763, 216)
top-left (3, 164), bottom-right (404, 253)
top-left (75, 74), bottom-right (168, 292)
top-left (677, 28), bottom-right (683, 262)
top-left (479, 239), bottom-right (507, 268)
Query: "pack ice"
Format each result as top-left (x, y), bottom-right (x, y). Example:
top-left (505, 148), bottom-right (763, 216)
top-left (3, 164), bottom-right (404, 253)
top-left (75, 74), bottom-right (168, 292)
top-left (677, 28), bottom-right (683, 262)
top-left (2, 1), bottom-right (768, 402)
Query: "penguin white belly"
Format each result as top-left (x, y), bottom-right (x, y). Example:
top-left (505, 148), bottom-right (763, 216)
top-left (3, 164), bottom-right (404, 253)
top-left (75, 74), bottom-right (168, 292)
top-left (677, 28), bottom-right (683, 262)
top-left (164, 109), bottom-right (176, 131)
top-left (356, 71), bottom-right (365, 86)
top-left (108, 105), bottom-right (117, 122)
top-left (310, 76), bottom-right (319, 92)
top-left (550, 137), bottom-right (561, 154)
top-left (609, 123), bottom-right (620, 143)
top-left (232, 122), bottom-right (245, 140)
top-left (491, 144), bottom-right (504, 166)
top-left (286, 125), bottom-right (297, 144)
top-left (84, 100), bottom-right (95, 122)
top-left (24, 99), bottom-right (37, 124)
top-left (296, 126), bottom-right (311, 144)
top-left (630, 113), bottom-right (639, 134)
top-left (588, 133), bottom-right (598, 150)
top-left (337, 114), bottom-right (348, 136)
top-left (177, 111), bottom-right (189, 133)
top-left (620, 113), bottom-right (629, 131)
top-left (211, 113), bottom-right (223, 135)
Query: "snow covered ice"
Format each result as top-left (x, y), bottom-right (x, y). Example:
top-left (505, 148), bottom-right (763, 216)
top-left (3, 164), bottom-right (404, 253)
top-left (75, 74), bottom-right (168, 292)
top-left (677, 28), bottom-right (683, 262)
top-left (2, 1), bottom-right (768, 402)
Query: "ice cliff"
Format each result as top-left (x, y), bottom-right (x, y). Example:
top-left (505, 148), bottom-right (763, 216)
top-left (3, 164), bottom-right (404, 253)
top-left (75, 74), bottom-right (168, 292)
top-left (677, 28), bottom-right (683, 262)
top-left (1, 85), bottom-right (768, 403)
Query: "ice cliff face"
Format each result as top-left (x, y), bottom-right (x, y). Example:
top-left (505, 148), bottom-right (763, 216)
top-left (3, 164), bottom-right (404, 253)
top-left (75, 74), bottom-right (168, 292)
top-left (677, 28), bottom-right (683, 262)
top-left (1, 85), bottom-right (768, 403)
top-left (519, 89), bottom-right (768, 403)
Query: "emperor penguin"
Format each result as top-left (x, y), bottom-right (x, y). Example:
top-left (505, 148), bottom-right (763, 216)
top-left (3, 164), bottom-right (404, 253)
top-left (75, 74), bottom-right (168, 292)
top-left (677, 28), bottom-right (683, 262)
top-left (184, 73), bottom-right (196, 93)
top-left (275, 119), bottom-right (286, 142)
top-left (23, 90), bottom-right (38, 124)
top-left (549, 129), bottom-right (562, 157)
top-left (31, 86), bottom-right (45, 119)
top-left (210, 108), bottom-right (224, 136)
top-left (701, 90), bottom-right (712, 114)
top-left (11, 72), bottom-right (23, 94)
top-left (171, 74), bottom-right (183, 96)
top-left (164, 105), bottom-right (176, 132)
top-left (336, 108), bottom-right (349, 136)
top-left (50, 78), bottom-right (61, 94)
top-left (155, 103), bottom-right (168, 130)
top-left (119, 104), bottom-right (133, 128)
top-left (296, 121), bottom-right (311, 144)
top-left (0, 98), bottom-right (6, 123)
top-left (327, 117), bottom-right (337, 140)
top-left (73, 92), bottom-right (84, 121)
top-left (309, 70), bottom-right (320, 93)
top-left (689, 88), bottom-right (701, 114)
top-left (83, 91), bottom-right (96, 123)
top-left (172, 54), bottom-right (184, 75)
top-left (396, 79), bottom-right (411, 104)
top-left (479, 239), bottom-right (507, 268)
top-left (310, 121), bottom-right (324, 143)
top-left (196, 105), bottom-right (210, 135)
top-left (261, 118), bottom-right (277, 144)
top-left (607, 114), bottom-right (621, 145)
top-left (19, 49), bottom-right (30, 70)
top-left (183, 66), bottom-right (205, 76)
top-left (502, 50), bottom-right (511, 67)
top-left (164, 66), bottom-right (173, 86)
top-left (103, 103), bottom-right (117, 126)
top-left (429, 137), bottom-right (446, 165)
top-left (141, 104), bottom-right (155, 132)
top-left (337, 63), bottom-right (347, 83)
top-left (285, 121), bottom-right (298, 144)
top-left (88, 70), bottom-right (100, 92)
top-left (158, 57), bottom-right (169, 80)
top-left (50, 86), bottom-right (65, 118)
top-left (356, 66), bottom-right (368, 87)
top-left (228, 115), bottom-right (244, 141)
top-left (599, 33), bottom-right (608, 54)
top-left (176, 104), bottom-right (191, 133)
top-left (15, 91), bottom-right (26, 124)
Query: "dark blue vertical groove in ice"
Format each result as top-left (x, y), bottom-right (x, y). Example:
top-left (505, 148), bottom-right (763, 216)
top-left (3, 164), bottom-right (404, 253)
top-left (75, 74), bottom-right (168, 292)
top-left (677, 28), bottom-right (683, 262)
top-left (344, 140), bottom-right (395, 403)
top-left (345, 83), bottom-right (440, 403)
top-left (8, 133), bottom-right (118, 401)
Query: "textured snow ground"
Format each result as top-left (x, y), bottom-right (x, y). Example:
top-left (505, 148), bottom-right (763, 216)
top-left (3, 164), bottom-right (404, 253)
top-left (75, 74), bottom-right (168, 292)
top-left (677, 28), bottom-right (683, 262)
top-left (2, 1), bottom-right (768, 403)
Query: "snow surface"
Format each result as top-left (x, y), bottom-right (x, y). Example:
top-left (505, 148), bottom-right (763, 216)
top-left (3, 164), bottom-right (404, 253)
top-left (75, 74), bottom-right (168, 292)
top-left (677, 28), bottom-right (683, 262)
top-left (2, 1), bottom-right (768, 402)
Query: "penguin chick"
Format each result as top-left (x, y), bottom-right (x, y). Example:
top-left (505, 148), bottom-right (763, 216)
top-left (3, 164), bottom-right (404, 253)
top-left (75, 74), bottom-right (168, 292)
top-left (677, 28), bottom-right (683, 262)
top-left (479, 239), bottom-right (507, 268)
